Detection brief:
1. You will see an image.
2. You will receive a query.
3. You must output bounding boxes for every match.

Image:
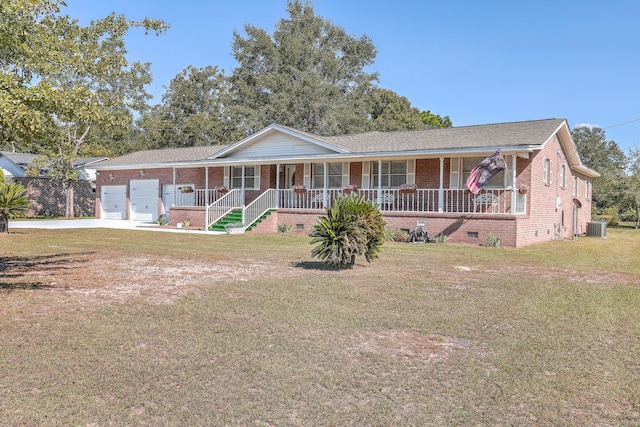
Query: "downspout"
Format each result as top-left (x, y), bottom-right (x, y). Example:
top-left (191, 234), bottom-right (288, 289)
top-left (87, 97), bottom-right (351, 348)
top-left (438, 157), bottom-right (444, 213)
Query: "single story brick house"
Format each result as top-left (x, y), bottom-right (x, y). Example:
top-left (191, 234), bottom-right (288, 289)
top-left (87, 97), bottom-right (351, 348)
top-left (92, 118), bottom-right (599, 247)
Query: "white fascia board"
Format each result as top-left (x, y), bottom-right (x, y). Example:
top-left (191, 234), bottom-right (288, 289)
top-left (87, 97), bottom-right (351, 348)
top-left (163, 145), bottom-right (538, 167)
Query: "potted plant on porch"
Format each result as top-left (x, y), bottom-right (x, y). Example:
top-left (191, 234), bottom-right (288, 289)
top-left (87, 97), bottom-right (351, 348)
top-left (518, 184), bottom-right (529, 195)
top-left (343, 184), bottom-right (358, 194)
top-left (292, 184), bottom-right (307, 194)
top-left (214, 185), bottom-right (228, 194)
top-left (399, 183), bottom-right (416, 194)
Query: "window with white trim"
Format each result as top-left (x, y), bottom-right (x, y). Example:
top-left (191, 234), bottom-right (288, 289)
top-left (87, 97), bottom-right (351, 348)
top-left (461, 157), bottom-right (505, 188)
top-left (312, 163), bottom-right (342, 188)
top-left (560, 164), bottom-right (567, 189)
top-left (543, 158), bottom-right (552, 185)
top-left (231, 166), bottom-right (257, 189)
top-left (371, 160), bottom-right (407, 188)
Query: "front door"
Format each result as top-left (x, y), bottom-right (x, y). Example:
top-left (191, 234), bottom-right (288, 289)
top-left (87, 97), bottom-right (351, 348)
top-left (284, 165), bottom-right (296, 189)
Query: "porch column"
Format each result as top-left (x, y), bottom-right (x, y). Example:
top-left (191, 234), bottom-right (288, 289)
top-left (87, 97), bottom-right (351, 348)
top-left (511, 155), bottom-right (517, 215)
top-left (205, 166), bottom-right (209, 205)
top-left (323, 161), bottom-right (328, 209)
top-left (241, 165), bottom-right (246, 206)
top-left (276, 163), bottom-right (281, 208)
top-left (172, 167), bottom-right (176, 207)
top-left (377, 160), bottom-right (382, 205)
top-left (438, 157), bottom-right (444, 213)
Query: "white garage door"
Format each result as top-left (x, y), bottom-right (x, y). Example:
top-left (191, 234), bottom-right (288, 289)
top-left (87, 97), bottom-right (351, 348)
top-left (130, 179), bottom-right (159, 221)
top-left (101, 185), bottom-right (127, 219)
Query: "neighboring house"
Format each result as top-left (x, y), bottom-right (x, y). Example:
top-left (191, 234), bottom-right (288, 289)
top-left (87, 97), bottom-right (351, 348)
top-left (0, 150), bottom-right (107, 181)
top-left (0, 151), bottom-right (39, 179)
top-left (92, 118), bottom-right (599, 248)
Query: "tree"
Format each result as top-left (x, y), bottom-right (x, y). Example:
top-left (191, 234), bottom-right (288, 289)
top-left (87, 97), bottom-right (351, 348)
top-left (1, 0), bottom-right (168, 218)
top-left (137, 65), bottom-right (245, 148)
top-left (623, 149), bottom-right (640, 228)
top-left (0, 182), bottom-right (30, 233)
top-left (420, 110), bottom-right (453, 128)
top-left (310, 194), bottom-right (385, 268)
top-left (572, 126), bottom-right (627, 211)
top-left (367, 89), bottom-right (424, 132)
top-left (229, 0), bottom-right (379, 135)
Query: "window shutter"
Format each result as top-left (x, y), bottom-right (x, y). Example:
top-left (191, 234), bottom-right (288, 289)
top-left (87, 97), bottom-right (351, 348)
top-left (361, 162), bottom-right (370, 189)
top-left (303, 163), bottom-right (311, 188)
top-left (406, 159), bottom-right (416, 185)
top-left (450, 158), bottom-right (460, 188)
top-left (254, 165), bottom-right (261, 190)
top-left (342, 162), bottom-right (350, 187)
top-left (223, 167), bottom-right (230, 188)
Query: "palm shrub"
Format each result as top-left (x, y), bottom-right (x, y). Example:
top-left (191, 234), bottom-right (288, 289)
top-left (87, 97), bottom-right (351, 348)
top-left (310, 194), bottom-right (386, 268)
top-left (0, 182), bottom-right (31, 233)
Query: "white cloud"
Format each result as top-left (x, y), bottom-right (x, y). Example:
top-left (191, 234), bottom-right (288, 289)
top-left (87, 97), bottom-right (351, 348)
top-left (573, 123), bottom-right (599, 129)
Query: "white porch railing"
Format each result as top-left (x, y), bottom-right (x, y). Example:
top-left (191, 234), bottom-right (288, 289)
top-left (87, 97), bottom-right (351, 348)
top-left (241, 189), bottom-right (279, 231)
top-left (196, 188), bottom-right (514, 229)
top-left (205, 189), bottom-right (242, 229)
top-left (276, 188), bottom-right (513, 215)
top-left (175, 189), bottom-right (228, 207)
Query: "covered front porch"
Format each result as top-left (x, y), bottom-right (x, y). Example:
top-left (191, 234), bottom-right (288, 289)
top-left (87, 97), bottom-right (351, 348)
top-left (169, 185), bottom-right (521, 233)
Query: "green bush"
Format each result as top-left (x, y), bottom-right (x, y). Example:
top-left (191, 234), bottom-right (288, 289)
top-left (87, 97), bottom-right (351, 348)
top-left (620, 209), bottom-right (637, 223)
top-left (433, 234), bottom-right (450, 243)
top-left (486, 232), bottom-right (502, 248)
top-left (384, 228), bottom-right (410, 242)
top-left (277, 223), bottom-right (294, 233)
top-left (596, 207), bottom-right (620, 226)
top-left (310, 194), bottom-right (386, 268)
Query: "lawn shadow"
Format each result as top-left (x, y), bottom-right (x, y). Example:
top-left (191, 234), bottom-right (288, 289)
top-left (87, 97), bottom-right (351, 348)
top-left (0, 253), bottom-right (93, 291)
top-left (292, 260), bottom-right (354, 271)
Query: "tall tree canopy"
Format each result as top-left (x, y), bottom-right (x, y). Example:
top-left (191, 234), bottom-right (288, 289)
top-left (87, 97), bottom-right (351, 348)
top-left (229, 0), bottom-right (379, 135)
top-left (572, 125), bottom-right (629, 212)
top-left (137, 65), bottom-right (245, 148)
top-left (0, 0), bottom-right (167, 216)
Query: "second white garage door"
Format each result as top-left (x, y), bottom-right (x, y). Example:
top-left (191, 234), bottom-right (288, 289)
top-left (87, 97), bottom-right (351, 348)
top-left (130, 179), bottom-right (159, 221)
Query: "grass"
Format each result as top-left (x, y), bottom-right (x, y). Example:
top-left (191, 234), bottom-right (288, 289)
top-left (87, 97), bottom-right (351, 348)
top-left (1, 227), bottom-right (639, 425)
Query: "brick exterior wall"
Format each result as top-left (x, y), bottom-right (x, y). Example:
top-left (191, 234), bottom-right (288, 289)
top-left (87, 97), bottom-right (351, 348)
top-left (15, 177), bottom-right (95, 217)
top-left (514, 135), bottom-right (593, 247)
top-left (94, 136), bottom-right (593, 248)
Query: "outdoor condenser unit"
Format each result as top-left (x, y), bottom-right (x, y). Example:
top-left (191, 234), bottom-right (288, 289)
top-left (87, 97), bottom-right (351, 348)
top-left (586, 221), bottom-right (607, 238)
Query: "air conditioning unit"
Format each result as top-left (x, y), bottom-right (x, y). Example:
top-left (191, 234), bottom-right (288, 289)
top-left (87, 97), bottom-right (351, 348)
top-left (586, 221), bottom-right (607, 238)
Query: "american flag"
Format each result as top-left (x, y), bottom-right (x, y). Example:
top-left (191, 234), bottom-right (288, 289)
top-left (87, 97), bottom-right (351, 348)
top-left (465, 151), bottom-right (506, 195)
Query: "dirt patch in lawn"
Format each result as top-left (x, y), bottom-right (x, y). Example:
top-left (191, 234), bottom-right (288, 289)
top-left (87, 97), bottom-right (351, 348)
top-left (1, 251), bottom-right (298, 305)
top-left (350, 331), bottom-right (475, 363)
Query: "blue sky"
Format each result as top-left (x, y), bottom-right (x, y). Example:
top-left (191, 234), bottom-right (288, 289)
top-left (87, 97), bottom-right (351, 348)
top-left (62, 1), bottom-right (640, 152)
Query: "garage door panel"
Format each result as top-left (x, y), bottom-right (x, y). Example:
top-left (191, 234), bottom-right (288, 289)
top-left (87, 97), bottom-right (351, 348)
top-left (130, 179), bottom-right (159, 221)
top-left (101, 185), bottom-right (126, 219)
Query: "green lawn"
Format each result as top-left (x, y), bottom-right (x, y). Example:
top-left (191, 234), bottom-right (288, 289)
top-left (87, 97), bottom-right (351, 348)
top-left (1, 228), bottom-right (639, 425)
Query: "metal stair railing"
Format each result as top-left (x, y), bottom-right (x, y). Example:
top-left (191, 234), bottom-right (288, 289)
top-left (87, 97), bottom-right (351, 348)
top-left (205, 189), bottom-right (242, 229)
top-left (241, 189), bottom-right (278, 231)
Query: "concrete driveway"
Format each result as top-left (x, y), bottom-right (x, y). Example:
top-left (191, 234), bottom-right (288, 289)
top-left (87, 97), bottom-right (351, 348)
top-left (8, 219), bottom-right (220, 234)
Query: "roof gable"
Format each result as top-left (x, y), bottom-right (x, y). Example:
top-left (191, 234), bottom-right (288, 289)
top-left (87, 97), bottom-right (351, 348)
top-left (211, 124), bottom-right (348, 160)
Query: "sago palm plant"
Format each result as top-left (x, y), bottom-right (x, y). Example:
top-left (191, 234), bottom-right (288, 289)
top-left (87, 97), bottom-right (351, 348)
top-left (0, 182), bottom-right (31, 233)
top-left (310, 194), bottom-right (385, 268)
